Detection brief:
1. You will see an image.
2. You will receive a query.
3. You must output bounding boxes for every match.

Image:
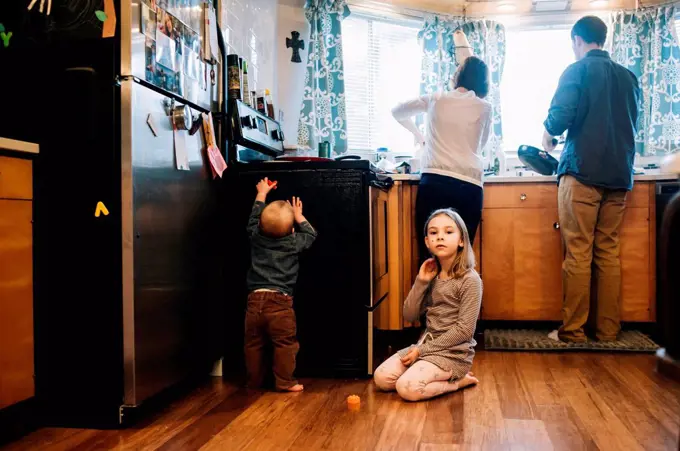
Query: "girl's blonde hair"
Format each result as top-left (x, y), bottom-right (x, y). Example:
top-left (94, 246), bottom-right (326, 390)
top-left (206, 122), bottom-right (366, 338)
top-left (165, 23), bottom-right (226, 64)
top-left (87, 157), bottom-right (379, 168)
top-left (424, 208), bottom-right (476, 278)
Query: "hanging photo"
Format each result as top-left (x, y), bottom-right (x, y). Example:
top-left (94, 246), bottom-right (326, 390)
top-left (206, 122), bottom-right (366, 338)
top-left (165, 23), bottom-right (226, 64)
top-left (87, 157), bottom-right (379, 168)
top-left (157, 8), bottom-right (174, 38)
top-left (183, 45), bottom-right (199, 80)
top-left (156, 30), bottom-right (177, 71)
top-left (182, 25), bottom-right (198, 51)
top-left (145, 37), bottom-right (157, 84)
top-left (189, 0), bottom-right (202, 33)
top-left (140, 3), bottom-right (157, 39)
top-left (177, 0), bottom-right (190, 27)
top-left (198, 60), bottom-right (207, 91)
top-left (184, 77), bottom-right (199, 105)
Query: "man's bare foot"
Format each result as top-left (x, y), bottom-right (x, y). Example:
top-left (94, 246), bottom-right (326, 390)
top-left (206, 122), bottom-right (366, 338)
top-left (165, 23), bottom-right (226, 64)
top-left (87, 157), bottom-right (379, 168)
top-left (457, 372), bottom-right (479, 390)
top-left (284, 384), bottom-right (304, 392)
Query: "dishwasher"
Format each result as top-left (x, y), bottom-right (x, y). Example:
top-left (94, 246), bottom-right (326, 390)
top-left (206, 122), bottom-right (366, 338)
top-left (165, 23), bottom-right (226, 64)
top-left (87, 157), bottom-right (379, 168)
top-left (656, 180), bottom-right (680, 350)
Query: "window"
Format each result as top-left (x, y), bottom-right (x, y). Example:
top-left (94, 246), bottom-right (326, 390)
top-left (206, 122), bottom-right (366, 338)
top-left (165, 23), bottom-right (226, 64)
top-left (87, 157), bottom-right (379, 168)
top-left (342, 15), bottom-right (421, 153)
top-left (500, 27), bottom-right (575, 152)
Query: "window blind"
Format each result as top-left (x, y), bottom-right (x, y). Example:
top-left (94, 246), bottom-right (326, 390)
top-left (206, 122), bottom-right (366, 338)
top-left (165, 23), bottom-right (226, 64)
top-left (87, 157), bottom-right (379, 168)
top-left (342, 15), bottom-right (421, 153)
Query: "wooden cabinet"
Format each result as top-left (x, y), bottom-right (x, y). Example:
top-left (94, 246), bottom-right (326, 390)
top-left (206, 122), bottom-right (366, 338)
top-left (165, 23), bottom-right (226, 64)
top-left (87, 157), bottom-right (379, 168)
top-left (480, 207), bottom-right (563, 320)
top-left (480, 181), bottom-right (656, 322)
top-left (373, 183), bottom-right (418, 330)
top-left (374, 179), bottom-right (657, 330)
top-left (619, 182), bottom-right (656, 322)
top-left (374, 181), bottom-right (480, 330)
top-left (371, 187), bottom-right (389, 308)
top-left (0, 156), bottom-right (34, 410)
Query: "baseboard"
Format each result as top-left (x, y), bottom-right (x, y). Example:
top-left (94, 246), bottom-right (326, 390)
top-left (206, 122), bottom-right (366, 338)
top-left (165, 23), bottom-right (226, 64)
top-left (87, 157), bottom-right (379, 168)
top-left (656, 348), bottom-right (680, 382)
top-left (0, 397), bottom-right (38, 446)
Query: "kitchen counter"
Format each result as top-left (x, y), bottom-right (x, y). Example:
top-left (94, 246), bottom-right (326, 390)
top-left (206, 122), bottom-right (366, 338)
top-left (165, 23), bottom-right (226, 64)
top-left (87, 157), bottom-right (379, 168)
top-left (0, 137), bottom-right (40, 155)
top-left (386, 173), bottom-right (678, 183)
top-left (373, 175), bottom-right (660, 330)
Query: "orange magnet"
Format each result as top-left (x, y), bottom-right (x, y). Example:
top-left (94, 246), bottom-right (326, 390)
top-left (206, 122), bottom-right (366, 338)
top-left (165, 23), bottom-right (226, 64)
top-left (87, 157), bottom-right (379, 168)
top-left (347, 395), bottom-right (360, 411)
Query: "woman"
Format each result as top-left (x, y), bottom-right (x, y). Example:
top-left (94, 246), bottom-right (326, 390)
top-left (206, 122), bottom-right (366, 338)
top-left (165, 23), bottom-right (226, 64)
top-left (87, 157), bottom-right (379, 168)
top-left (392, 55), bottom-right (492, 261)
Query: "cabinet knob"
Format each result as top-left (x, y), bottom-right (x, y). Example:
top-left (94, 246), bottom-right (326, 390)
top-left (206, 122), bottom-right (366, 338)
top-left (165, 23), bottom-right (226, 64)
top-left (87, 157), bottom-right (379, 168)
top-left (553, 222), bottom-right (560, 230)
top-left (520, 193), bottom-right (527, 201)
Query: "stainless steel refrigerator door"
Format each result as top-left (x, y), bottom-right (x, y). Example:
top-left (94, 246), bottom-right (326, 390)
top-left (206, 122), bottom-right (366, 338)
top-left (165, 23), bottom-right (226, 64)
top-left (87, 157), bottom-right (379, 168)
top-left (121, 79), bottom-right (215, 406)
top-left (124, 0), bottom-right (217, 112)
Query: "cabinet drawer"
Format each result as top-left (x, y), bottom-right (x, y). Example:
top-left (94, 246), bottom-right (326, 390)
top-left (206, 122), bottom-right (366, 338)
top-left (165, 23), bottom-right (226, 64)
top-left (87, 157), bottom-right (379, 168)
top-left (0, 157), bottom-right (32, 200)
top-left (627, 182), bottom-right (650, 208)
top-left (0, 200), bottom-right (34, 409)
top-left (483, 183), bottom-right (558, 209)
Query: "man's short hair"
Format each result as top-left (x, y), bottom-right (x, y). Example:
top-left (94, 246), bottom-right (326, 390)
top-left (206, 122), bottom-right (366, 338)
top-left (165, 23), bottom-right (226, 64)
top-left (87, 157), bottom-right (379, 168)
top-left (571, 16), bottom-right (607, 47)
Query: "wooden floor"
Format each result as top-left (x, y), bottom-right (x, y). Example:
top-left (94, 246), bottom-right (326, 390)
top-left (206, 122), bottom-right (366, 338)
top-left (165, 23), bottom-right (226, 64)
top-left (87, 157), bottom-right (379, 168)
top-left (3, 351), bottom-right (680, 451)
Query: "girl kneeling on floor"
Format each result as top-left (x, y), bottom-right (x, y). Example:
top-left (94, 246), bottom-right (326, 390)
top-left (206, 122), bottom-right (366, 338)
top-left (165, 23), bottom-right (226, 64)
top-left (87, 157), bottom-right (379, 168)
top-left (374, 208), bottom-right (482, 401)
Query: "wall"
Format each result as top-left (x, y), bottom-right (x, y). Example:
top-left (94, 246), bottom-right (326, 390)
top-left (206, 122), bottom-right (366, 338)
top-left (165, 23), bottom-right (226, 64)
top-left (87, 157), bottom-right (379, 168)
top-left (276, 0), bottom-right (309, 147)
top-left (220, 0), bottom-right (278, 105)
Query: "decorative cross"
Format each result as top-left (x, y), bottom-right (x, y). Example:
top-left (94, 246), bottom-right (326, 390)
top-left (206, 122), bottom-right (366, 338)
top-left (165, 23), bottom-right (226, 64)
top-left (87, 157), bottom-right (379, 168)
top-left (286, 31), bottom-right (304, 63)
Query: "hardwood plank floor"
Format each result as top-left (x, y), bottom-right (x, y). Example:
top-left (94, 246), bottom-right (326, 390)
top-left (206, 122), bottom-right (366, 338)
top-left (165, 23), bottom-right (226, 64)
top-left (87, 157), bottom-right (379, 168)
top-left (3, 351), bottom-right (679, 451)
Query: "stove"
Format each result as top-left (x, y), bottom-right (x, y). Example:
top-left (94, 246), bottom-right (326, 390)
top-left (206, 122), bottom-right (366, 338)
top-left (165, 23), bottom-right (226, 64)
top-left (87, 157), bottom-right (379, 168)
top-left (222, 101), bottom-right (387, 378)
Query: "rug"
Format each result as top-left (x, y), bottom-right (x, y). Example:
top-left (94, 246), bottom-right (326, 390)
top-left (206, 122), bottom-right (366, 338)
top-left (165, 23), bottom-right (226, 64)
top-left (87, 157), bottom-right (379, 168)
top-left (484, 329), bottom-right (659, 352)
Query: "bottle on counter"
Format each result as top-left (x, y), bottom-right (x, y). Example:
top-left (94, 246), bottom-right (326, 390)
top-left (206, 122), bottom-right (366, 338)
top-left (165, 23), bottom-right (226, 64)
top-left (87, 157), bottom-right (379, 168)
top-left (265, 89), bottom-right (275, 119)
top-left (256, 90), bottom-right (266, 115)
top-left (238, 57), bottom-right (244, 100)
top-left (242, 60), bottom-right (251, 106)
top-left (227, 54), bottom-right (241, 100)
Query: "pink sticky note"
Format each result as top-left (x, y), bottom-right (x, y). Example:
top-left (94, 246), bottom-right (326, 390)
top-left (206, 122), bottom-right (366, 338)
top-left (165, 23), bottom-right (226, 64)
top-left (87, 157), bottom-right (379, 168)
top-left (207, 145), bottom-right (227, 178)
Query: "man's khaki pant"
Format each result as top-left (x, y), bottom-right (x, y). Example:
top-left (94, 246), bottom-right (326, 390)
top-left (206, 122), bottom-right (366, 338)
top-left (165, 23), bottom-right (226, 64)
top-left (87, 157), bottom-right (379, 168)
top-left (558, 175), bottom-right (627, 342)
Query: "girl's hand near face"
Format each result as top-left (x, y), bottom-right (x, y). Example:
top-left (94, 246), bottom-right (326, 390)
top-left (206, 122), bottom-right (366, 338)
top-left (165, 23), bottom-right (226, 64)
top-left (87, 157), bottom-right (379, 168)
top-left (418, 258), bottom-right (438, 283)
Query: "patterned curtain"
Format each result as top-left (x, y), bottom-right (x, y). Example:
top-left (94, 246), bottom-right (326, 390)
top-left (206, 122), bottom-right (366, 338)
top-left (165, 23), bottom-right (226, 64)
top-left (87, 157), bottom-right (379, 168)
top-left (418, 16), bottom-right (506, 160)
top-left (610, 6), bottom-right (680, 155)
top-left (297, 0), bottom-right (350, 154)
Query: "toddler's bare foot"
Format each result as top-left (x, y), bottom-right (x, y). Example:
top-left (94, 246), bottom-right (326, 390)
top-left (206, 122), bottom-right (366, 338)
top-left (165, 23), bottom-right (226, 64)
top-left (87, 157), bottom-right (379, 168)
top-left (457, 372), bottom-right (479, 390)
top-left (285, 384), bottom-right (304, 392)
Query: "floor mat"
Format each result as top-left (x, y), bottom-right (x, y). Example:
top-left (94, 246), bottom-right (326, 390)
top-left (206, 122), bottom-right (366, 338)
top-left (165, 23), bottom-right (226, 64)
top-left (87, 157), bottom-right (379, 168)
top-left (484, 329), bottom-right (659, 352)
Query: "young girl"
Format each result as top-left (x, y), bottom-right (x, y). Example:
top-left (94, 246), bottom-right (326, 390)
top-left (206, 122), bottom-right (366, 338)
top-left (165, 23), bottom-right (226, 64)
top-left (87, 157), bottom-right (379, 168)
top-left (373, 209), bottom-right (482, 401)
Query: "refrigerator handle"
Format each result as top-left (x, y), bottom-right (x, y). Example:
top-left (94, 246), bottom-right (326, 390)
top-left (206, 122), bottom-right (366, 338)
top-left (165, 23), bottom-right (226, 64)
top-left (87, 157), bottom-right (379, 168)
top-left (216, 20), bottom-right (229, 158)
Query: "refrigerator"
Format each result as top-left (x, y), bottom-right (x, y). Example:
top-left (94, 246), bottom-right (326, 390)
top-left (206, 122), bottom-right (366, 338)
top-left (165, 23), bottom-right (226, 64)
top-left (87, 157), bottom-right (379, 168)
top-left (0, 0), bottom-right (227, 428)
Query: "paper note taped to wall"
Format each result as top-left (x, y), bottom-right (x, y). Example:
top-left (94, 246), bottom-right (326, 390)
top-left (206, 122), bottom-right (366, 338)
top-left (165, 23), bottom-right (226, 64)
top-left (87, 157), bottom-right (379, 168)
top-left (174, 128), bottom-right (190, 171)
top-left (207, 145), bottom-right (227, 178)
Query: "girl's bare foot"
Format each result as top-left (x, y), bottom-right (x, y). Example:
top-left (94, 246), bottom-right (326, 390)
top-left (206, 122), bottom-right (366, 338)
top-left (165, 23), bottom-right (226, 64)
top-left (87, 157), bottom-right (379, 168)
top-left (285, 384), bottom-right (304, 392)
top-left (457, 372), bottom-right (479, 390)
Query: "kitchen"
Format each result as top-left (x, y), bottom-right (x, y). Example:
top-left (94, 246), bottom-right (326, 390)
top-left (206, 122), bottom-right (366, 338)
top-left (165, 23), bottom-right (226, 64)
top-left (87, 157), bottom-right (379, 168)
top-left (1, 0), bottom-right (680, 449)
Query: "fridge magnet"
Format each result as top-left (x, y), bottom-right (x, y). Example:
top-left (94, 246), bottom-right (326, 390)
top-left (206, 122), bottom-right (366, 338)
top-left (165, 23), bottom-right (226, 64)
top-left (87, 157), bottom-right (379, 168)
top-left (0, 28), bottom-right (12, 48)
top-left (146, 113), bottom-right (158, 137)
top-left (94, 201), bottom-right (110, 218)
top-left (27, 0), bottom-right (52, 16)
top-left (140, 3), bottom-right (157, 39)
top-left (286, 31), bottom-right (304, 63)
top-left (101, 0), bottom-right (116, 38)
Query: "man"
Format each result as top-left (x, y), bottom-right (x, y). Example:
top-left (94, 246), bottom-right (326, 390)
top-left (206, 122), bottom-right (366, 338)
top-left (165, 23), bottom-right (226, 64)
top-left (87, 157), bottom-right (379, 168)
top-left (543, 16), bottom-right (641, 343)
